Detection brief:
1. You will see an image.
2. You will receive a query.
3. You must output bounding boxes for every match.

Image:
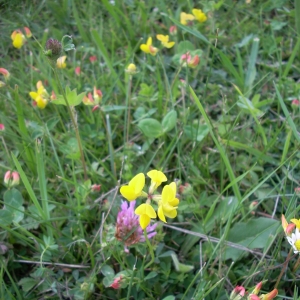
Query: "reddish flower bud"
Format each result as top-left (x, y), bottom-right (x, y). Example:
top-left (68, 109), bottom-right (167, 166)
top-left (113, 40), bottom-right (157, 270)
top-left (230, 286), bottom-right (246, 299)
top-left (169, 25), bottom-right (177, 35)
top-left (110, 276), bottom-right (122, 289)
top-left (91, 184), bottom-right (101, 192)
top-left (0, 124), bottom-right (5, 131)
top-left (24, 27), bottom-right (32, 38)
top-left (252, 281), bottom-right (262, 295)
top-left (89, 55), bottom-right (97, 63)
top-left (75, 66), bottom-right (81, 76)
top-left (0, 68), bottom-right (10, 80)
top-left (4, 171), bottom-right (20, 187)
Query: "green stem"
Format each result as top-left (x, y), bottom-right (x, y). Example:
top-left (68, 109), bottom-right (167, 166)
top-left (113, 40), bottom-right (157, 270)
top-left (144, 229), bottom-right (155, 270)
top-left (53, 68), bottom-right (88, 180)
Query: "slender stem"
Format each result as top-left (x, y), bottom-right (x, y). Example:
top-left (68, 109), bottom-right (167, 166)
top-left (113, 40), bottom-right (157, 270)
top-left (53, 68), bottom-right (88, 180)
top-left (124, 75), bottom-right (132, 145)
top-left (144, 229), bottom-right (155, 270)
top-left (275, 248), bottom-right (292, 288)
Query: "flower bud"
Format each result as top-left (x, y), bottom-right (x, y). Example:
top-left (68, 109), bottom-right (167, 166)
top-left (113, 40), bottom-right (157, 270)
top-left (249, 295), bottom-right (260, 300)
top-left (295, 187), bottom-right (300, 196)
top-left (251, 281), bottom-right (262, 295)
top-left (75, 66), bottom-right (81, 76)
top-left (169, 25), bottom-right (177, 35)
top-left (110, 276), bottom-right (122, 289)
top-left (89, 55), bottom-right (97, 63)
top-left (0, 124), bottom-right (5, 131)
top-left (91, 184), bottom-right (101, 192)
top-left (45, 38), bottom-right (62, 61)
top-left (230, 286), bottom-right (245, 300)
top-left (125, 63), bottom-right (137, 75)
top-left (292, 99), bottom-right (300, 110)
top-left (0, 68), bottom-right (10, 80)
top-left (4, 171), bottom-right (20, 187)
top-left (261, 289), bottom-right (278, 300)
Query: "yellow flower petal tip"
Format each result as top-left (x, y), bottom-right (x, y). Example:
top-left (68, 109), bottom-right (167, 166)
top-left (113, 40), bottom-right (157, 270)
top-left (192, 8), bottom-right (207, 23)
top-left (120, 173), bottom-right (145, 201)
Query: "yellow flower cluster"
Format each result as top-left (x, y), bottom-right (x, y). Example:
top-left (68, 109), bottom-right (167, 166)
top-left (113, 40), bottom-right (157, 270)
top-left (29, 81), bottom-right (49, 109)
top-left (140, 34), bottom-right (175, 56)
top-left (180, 8), bottom-right (207, 25)
top-left (120, 170), bottom-right (179, 229)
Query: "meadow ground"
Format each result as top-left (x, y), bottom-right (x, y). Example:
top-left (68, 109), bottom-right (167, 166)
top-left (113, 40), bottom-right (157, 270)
top-left (0, 0), bottom-right (300, 299)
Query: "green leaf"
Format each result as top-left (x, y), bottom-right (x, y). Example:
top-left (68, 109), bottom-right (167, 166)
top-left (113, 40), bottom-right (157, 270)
top-left (224, 217), bottom-right (279, 261)
top-left (237, 96), bottom-right (264, 117)
top-left (18, 277), bottom-right (37, 292)
top-left (61, 35), bottom-right (75, 52)
top-left (51, 86), bottom-right (85, 106)
top-left (144, 271), bottom-right (158, 280)
top-left (162, 110), bottom-right (177, 133)
top-left (101, 265), bottom-right (115, 277)
top-left (177, 41), bottom-right (195, 54)
top-left (0, 210), bottom-right (13, 226)
top-left (138, 118), bottom-right (163, 138)
top-left (162, 296), bottom-right (175, 300)
top-left (184, 124), bottom-right (209, 141)
top-left (4, 188), bottom-right (24, 209)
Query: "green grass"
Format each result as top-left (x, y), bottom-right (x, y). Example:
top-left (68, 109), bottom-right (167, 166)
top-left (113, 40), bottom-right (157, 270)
top-left (0, 0), bottom-right (300, 299)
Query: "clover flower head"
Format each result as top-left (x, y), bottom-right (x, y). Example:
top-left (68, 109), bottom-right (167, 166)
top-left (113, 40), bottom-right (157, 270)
top-left (29, 81), bottom-right (49, 109)
top-left (120, 173), bottom-right (146, 201)
top-left (140, 37), bottom-right (159, 56)
top-left (180, 12), bottom-right (195, 25)
top-left (45, 38), bottom-right (62, 61)
top-left (156, 34), bottom-right (175, 48)
top-left (115, 201), bottom-right (157, 245)
top-left (56, 56), bottom-right (67, 69)
top-left (192, 8), bottom-right (207, 23)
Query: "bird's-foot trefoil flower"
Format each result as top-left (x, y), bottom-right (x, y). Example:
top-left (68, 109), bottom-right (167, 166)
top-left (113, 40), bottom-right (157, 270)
top-left (115, 201), bottom-right (157, 246)
top-left (135, 203), bottom-right (157, 229)
top-left (229, 285), bottom-right (245, 300)
top-left (156, 34), bottom-right (175, 48)
top-left (120, 173), bottom-right (147, 201)
top-left (125, 63), bottom-right (138, 75)
top-left (11, 30), bottom-right (26, 49)
top-left (56, 56), bottom-right (67, 68)
top-left (157, 182), bottom-right (179, 223)
top-left (140, 37), bottom-right (159, 56)
top-left (147, 170), bottom-right (167, 193)
top-left (29, 81), bottom-right (49, 109)
top-left (287, 227), bottom-right (300, 253)
top-left (180, 52), bottom-right (200, 68)
top-left (192, 8), bottom-right (207, 23)
top-left (180, 12), bottom-right (195, 25)
top-left (282, 214), bottom-right (295, 236)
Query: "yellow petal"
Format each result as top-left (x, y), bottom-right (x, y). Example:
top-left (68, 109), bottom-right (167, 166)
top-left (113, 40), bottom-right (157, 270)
top-left (29, 91), bottom-right (38, 100)
top-left (129, 173), bottom-right (145, 194)
top-left (164, 209), bottom-right (177, 219)
top-left (156, 34), bottom-right (168, 43)
top-left (192, 9), bottom-right (207, 23)
top-left (135, 203), bottom-right (156, 218)
top-left (12, 33), bottom-right (24, 49)
top-left (164, 41), bottom-right (175, 48)
top-left (140, 44), bottom-right (150, 53)
top-left (291, 219), bottom-right (300, 229)
top-left (158, 205), bottom-right (166, 223)
top-left (35, 95), bottom-right (47, 109)
top-left (162, 184), bottom-right (175, 203)
top-left (146, 37), bottom-right (152, 46)
top-left (147, 170), bottom-right (167, 184)
top-left (139, 214), bottom-right (150, 229)
top-left (120, 186), bottom-right (136, 201)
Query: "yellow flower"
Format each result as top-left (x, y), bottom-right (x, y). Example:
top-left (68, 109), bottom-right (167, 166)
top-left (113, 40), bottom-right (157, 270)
top-left (147, 170), bottom-right (167, 193)
top-left (125, 63), bottom-right (138, 75)
top-left (29, 81), bottom-right (49, 109)
top-left (180, 12), bottom-right (195, 25)
top-left (135, 203), bottom-right (157, 229)
top-left (291, 218), bottom-right (300, 229)
top-left (157, 182), bottom-right (179, 223)
top-left (11, 30), bottom-right (26, 49)
top-left (57, 56), bottom-right (67, 68)
top-left (140, 37), bottom-right (159, 56)
top-left (156, 34), bottom-right (175, 48)
top-left (192, 9), bottom-right (207, 23)
top-left (120, 173), bottom-right (147, 201)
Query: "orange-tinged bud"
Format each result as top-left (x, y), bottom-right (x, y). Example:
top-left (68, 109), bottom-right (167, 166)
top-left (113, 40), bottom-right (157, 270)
top-left (92, 105), bottom-right (100, 112)
top-left (93, 86), bottom-right (102, 104)
top-left (281, 214), bottom-right (288, 232)
top-left (82, 93), bottom-right (94, 105)
top-left (51, 91), bottom-right (57, 100)
top-left (24, 27), bottom-right (32, 38)
top-left (286, 223), bottom-right (296, 235)
top-left (261, 289), bottom-right (278, 300)
top-left (91, 184), bottom-right (101, 192)
top-left (0, 68), bottom-right (10, 80)
top-left (89, 55), bottom-right (97, 63)
top-left (252, 281), bottom-right (262, 295)
top-left (4, 171), bottom-right (20, 187)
